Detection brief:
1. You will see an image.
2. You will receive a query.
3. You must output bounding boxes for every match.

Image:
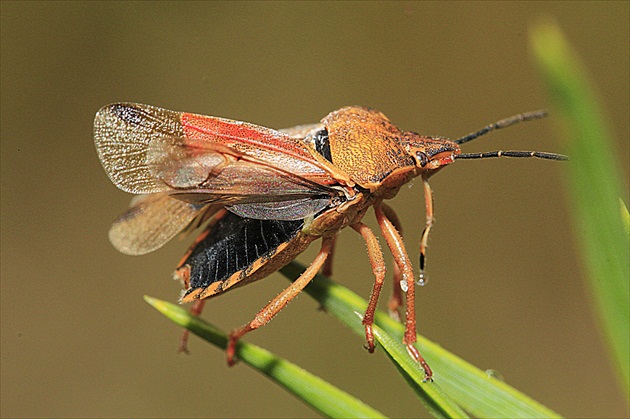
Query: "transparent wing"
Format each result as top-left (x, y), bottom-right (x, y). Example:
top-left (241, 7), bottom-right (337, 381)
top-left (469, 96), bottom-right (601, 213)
top-left (95, 104), bottom-right (348, 250)
top-left (94, 103), bottom-right (348, 197)
top-left (108, 193), bottom-right (215, 255)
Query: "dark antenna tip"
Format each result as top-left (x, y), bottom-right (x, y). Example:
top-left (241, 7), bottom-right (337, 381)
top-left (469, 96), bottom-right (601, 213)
top-left (455, 110), bottom-right (549, 145)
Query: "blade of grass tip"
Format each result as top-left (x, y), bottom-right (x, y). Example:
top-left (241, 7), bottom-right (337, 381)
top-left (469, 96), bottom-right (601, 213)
top-left (367, 318), bottom-right (469, 419)
top-left (281, 262), bottom-right (561, 418)
top-left (531, 20), bottom-right (630, 396)
top-left (143, 296), bottom-right (386, 419)
top-left (144, 295), bottom-right (227, 346)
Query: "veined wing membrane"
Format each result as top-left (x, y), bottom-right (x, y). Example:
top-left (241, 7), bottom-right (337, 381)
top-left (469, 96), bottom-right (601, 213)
top-left (109, 193), bottom-right (214, 255)
top-left (94, 103), bottom-right (346, 209)
top-left (94, 104), bottom-right (184, 194)
top-left (167, 160), bottom-right (336, 220)
top-left (226, 197), bottom-right (332, 221)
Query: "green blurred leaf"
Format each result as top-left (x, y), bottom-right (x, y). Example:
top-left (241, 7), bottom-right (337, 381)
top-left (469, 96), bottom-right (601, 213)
top-left (281, 262), bottom-right (561, 418)
top-left (144, 296), bottom-right (386, 419)
top-left (531, 20), bottom-right (630, 396)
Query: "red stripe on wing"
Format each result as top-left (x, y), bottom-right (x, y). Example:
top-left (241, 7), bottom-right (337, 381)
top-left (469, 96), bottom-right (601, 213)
top-left (180, 113), bottom-right (341, 186)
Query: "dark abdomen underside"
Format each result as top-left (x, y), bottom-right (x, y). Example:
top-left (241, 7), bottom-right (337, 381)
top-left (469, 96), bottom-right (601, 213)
top-left (178, 211), bottom-right (305, 300)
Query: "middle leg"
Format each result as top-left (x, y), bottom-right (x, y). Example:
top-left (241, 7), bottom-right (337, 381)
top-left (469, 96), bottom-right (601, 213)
top-left (381, 202), bottom-right (404, 321)
top-left (350, 222), bottom-right (386, 353)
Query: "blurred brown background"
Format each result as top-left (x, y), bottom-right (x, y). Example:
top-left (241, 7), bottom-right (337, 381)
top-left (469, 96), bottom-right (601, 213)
top-left (1, 2), bottom-right (628, 418)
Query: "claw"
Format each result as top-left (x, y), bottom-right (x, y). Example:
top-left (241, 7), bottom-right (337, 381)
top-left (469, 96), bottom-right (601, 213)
top-left (364, 324), bottom-right (376, 353)
top-left (406, 343), bottom-right (433, 381)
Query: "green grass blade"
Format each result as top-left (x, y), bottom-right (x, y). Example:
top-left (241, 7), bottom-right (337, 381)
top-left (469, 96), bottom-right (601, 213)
top-left (621, 199), bottom-right (629, 236)
top-left (144, 295), bottom-right (386, 419)
top-left (531, 20), bottom-right (630, 396)
top-left (370, 321), bottom-right (469, 418)
top-left (281, 262), bottom-right (561, 418)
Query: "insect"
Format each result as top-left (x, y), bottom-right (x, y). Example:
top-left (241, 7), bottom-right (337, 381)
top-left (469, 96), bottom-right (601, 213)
top-left (94, 103), bottom-right (567, 379)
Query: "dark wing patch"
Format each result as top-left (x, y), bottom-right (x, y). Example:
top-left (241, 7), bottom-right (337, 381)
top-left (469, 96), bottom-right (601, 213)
top-left (177, 211), bottom-right (304, 300)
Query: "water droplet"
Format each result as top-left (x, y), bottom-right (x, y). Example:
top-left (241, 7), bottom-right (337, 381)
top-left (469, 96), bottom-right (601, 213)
top-left (417, 271), bottom-right (428, 286)
top-left (485, 369), bottom-right (505, 382)
top-left (399, 280), bottom-right (409, 293)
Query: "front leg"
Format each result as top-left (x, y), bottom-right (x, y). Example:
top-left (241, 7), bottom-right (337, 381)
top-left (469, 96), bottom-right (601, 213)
top-left (419, 176), bottom-right (435, 278)
top-left (374, 201), bottom-right (433, 380)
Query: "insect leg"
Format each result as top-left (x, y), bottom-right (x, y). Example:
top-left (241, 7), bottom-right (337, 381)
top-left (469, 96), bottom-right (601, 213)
top-left (175, 220), bottom-right (218, 353)
top-left (321, 234), bottom-right (337, 278)
top-left (419, 176), bottom-right (434, 278)
top-left (375, 201), bottom-right (433, 379)
top-left (226, 236), bottom-right (334, 366)
top-left (178, 300), bottom-right (206, 353)
top-left (350, 222), bottom-right (386, 353)
top-left (381, 203), bottom-right (404, 321)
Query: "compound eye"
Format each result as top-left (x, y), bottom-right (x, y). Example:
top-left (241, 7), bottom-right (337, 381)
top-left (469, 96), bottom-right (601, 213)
top-left (415, 151), bottom-right (429, 167)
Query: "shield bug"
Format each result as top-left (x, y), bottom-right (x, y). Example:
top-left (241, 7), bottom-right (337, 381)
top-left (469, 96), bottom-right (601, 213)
top-left (94, 103), bottom-right (567, 379)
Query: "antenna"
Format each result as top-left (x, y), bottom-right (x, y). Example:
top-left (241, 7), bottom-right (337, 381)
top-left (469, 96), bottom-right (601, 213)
top-left (456, 150), bottom-right (569, 161)
top-left (454, 110), bottom-right (569, 161)
top-left (455, 110), bottom-right (548, 145)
